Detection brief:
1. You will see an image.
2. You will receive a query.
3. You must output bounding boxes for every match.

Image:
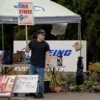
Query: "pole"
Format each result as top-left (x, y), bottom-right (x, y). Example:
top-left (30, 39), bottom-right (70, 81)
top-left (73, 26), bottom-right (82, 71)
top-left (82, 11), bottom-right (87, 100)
top-left (26, 25), bottom-right (28, 45)
top-left (1, 24), bottom-right (4, 75)
top-left (78, 23), bottom-right (81, 56)
top-left (2, 24), bottom-right (4, 51)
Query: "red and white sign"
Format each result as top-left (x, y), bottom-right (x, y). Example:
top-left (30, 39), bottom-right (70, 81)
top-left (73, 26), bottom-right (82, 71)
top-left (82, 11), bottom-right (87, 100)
top-left (0, 75), bottom-right (16, 97)
top-left (18, 2), bottom-right (34, 25)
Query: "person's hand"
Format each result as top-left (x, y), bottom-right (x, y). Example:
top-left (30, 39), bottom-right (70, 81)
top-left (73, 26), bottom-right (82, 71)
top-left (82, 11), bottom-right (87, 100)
top-left (45, 64), bottom-right (49, 71)
top-left (25, 45), bottom-right (30, 53)
top-left (25, 45), bottom-right (29, 49)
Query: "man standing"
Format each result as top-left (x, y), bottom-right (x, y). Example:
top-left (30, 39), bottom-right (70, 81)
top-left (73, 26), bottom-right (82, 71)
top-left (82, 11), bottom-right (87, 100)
top-left (25, 29), bottom-right (50, 98)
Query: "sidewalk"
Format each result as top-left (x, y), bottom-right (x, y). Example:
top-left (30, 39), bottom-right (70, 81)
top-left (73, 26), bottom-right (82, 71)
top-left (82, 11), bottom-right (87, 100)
top-left (1, 93), bottom-right (100, 100)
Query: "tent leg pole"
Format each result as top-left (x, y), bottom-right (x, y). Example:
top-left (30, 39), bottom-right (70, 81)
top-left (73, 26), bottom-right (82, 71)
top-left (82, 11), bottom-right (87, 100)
top-left (26, 25), bottom-right (28, 45)
top-left (2, 24), bottom-right (4, 51)
top-left (78, 23), bottom-right (81, 57)
top-left (2, 24), bottom-right (4, 75)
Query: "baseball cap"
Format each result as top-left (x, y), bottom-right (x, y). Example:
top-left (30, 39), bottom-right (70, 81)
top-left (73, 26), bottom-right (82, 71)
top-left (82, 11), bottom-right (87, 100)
top-left (37, 29), bottom-right (46, 35)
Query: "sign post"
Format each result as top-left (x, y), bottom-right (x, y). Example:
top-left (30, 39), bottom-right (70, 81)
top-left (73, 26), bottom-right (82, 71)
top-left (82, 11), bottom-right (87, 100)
top-left (18, 2), bottom-right (34, 45)
top-left (26, 25), bottom-right (28, 45)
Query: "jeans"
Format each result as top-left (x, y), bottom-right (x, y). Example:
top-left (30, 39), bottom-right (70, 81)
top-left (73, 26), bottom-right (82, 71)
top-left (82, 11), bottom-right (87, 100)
top-left (29, 64), bottom-right (44, 94)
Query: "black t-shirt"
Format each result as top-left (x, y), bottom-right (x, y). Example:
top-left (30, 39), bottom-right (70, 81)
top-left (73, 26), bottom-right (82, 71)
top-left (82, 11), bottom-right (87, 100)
top-left (28, 39), bottom-right (50, 68)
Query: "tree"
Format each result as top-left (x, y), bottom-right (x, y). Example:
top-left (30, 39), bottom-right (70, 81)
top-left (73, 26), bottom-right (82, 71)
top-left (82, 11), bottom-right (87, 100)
top-left (52, 0), bottom-right (100, 64)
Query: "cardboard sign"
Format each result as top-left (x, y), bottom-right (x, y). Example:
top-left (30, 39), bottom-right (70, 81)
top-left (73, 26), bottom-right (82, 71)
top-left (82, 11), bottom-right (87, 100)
top-left (18, 2), bottom-right (34, 25)
top-left (13, 75), bottom-right (38, 93)
top-left (0, 75), bottom-right (16, 97)
top-left (73, 42), bottom-right (83, 51)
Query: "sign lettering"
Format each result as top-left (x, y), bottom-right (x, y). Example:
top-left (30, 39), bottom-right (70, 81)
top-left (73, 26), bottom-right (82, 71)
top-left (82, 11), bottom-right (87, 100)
top-left (50, 50), bottom-right (72, 56)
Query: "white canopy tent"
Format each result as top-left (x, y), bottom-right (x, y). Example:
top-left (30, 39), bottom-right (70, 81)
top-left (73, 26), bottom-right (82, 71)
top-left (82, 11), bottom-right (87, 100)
top-left (0, 0), bottom-right (82, 54)
top-left (0, 0), bottom-right (81, 24)
top-left (0, 0), bottom-right (84, 75)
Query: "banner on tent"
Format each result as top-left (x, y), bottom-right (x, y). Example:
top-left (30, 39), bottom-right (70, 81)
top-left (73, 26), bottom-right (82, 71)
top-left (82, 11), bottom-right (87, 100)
top-left (18, 2), bottom-right (34, 25)
top-left (14, 41), bottom-right (87, 72)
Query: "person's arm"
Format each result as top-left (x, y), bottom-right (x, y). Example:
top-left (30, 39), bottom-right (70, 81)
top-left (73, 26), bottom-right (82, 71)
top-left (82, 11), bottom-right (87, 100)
top-left (45, 43), bottom-right (50, 70)
top-left (45, 51), bottom-right (50, 66)
top-left (25, 41), bottom-right (31, 53)
top-left (25, 45), bottom-right (30, 53)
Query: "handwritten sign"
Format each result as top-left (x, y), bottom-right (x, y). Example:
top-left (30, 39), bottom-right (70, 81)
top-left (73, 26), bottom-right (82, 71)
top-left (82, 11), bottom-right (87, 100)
top-left (18, 2), bottom-right (34, 25)
top-left (0, 75), bottom-right (16, 97)
top-left (13, 75), bottom-right (38, 93)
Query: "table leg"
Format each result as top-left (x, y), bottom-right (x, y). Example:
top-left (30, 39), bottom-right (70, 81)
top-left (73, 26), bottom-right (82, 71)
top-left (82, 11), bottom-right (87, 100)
top-left (49, 68), bottom-right (56, 86)
top-left (54, 67), bottom-right (60, 85)
top-left (52, 68), bottom-right (56, 86)
top-left (2, 66), bottom-right (3, 75)
top-left (52, 68), bottom-right (59, 86)
top-left (49, 67), bottom-right (60, 86)
top-left (8, 98), bottom-right (10, 100)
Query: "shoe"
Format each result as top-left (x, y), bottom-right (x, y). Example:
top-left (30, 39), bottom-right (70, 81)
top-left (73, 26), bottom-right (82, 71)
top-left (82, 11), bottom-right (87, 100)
top-left (34, 93), bottom-right (44, 98)
top-left (25, 93), bottom-right (35, 97)
top-left (25, 93), bottom-right (29, 97)
top-left (29, 93), bottom-right (35, 97)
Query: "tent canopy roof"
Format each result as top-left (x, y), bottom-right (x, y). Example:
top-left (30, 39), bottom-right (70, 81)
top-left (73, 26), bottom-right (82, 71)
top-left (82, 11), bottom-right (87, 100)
top-left (0, 0), bottom-right (81, 24)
